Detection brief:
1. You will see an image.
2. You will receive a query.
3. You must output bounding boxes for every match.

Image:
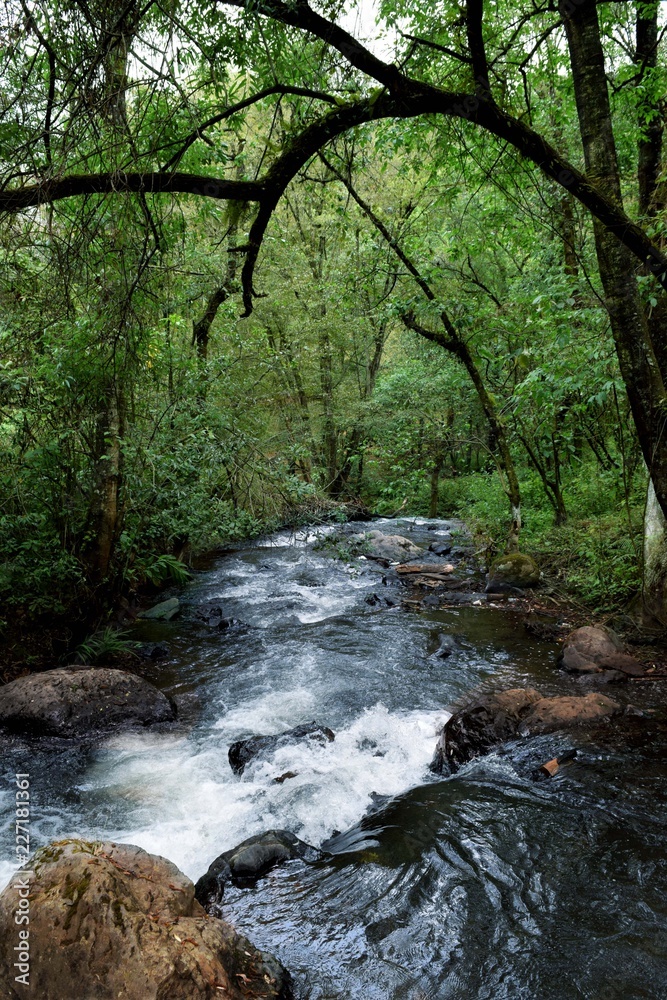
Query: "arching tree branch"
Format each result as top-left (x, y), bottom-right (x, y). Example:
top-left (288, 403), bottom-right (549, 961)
top-left (237, 96), bottom-right (381, 314)
top-left (0, 172), bottom-right (264, 212)
top-left (5, 2), bottom-right (667, 314)
top-left (217, 0), bottom-right (667, 292)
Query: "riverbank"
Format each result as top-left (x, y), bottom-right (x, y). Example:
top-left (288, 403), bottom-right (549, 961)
top-left (1, 447), bottom-right (661, 681)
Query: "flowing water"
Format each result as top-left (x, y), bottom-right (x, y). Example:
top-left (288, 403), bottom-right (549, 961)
top-left (2, 517), bottom-right (667, 998)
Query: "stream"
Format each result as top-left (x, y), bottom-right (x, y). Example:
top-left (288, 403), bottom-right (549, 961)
top-left (2, 517), bottom-right (667, 998)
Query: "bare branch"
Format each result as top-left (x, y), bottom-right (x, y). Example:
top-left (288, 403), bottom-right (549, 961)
top-left (398, 31), bottom-right (473, 65)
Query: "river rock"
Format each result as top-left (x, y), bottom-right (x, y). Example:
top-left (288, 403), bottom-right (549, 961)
top-left (0, 667), bottom-right (175, 737)
top-left (576, 669), bottom-right (628, 686)
top-left (0, 839), bottom-right (291, 1000)
top-left (486, 552), bottom-right (540, 592)
top-left (431, 688), bottom-right (622, 773)
top-left (139, 642), bottom-right (170, 661)
top-left (138, 597), bottom-right (180, 620)
top-left (195, 603), bottom-right (246, 629)
top-left (558, 626), bottom-right (644, 675)
top-left (365, 530), bottom-right (422, 562)
top-left (429, 541), bottom-right (452, 556)
top-left (195, 831), bottom-right (322, 910)
top-left (431, 688), bottom-right (542, 773)
top-left (597, 652), bottom-right (646, 675)
top-left (229, 721), bottom-right (335, 775)
top-left (521, 692), bottom-right (621, 733)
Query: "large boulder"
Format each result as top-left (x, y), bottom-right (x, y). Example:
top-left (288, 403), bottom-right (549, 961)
top-left (229, 721), bottom-right (335, 776)
top-left (0, 667), bottom-right (175, 737)
top-left (195, 831), bottom-right (321, 911)
top-left (364, 530), bottom-right (422, 563)
top-left (431, 688), bottom-right (542, 773)
top-left (485, 552), bottom-right (540, 592)
top-left (0, 839), bottom-right (291, 1000)
top-left (558, 626), bottom-right (644, 676)
top-left (431, 687), bottom-right (621, 773)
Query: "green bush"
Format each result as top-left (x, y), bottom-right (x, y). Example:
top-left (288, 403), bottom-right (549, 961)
top-left (436, 463), bottom-right (644, 610)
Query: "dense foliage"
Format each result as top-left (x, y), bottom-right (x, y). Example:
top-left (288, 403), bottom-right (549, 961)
top-left (1, 1), bottom-right (665, 662)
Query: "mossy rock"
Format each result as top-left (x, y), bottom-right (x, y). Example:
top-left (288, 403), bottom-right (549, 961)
top-left (0, 838), bottom-right (292, 1000)
top-left (486, 552), bottom-right (540, 592)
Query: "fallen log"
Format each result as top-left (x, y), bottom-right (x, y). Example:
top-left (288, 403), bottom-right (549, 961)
top-left (395, 563), bottom-right (455, 575)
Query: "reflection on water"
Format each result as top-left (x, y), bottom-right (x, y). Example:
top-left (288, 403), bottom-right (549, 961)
top-left (1, 517), bottom-right (666, 998)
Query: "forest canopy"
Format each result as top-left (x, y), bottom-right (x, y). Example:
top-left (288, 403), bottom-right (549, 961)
top-left (1, 0), bottom-right (667, 663)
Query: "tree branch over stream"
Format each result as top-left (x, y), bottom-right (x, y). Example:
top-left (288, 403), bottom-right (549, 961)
top-left (0, 172), bottom-right (264, 212)
top-left (3, 0), bottom-right (667, 317)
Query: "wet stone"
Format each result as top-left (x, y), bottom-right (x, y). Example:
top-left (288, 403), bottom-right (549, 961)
top-left (429, 541), bottom-right (452, 556)
top-left (433, 634), bottom-right (458, 659)
top-left (431, 688), bottom-right (542, 773)
top-left (0, 667), bottom-right (176, 738)
top-left (195, 831), bottom-right (322, 911)
top-left (139, 642), bottom-right (170, 661)
top-left (432, 688), bottom-right (622, 773)
top-left (228, 721), bottom-right (336, 776)
top-left (557, 625), bottom-right (643, 676)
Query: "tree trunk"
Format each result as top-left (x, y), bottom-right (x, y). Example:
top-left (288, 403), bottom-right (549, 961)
top-left (643, 481), bottom-right (667, 623)
top-left (192, 200), bottom-right (242, 366)
top-left (83, 389), bottom-right (123, 582)
top-left (636, 2), bottom-right (662, 220)
top-left (560, 0), bottom-right (667, 614)
top-left (429, 449), bottom-right (445, 518)
top-left (331, 321), bottom-right (387, 497)
top-left (319, 327), bottom-right (338, 492)
top-left (455, 338), bottom-right (521, 548)
top-left (517, 429), bottom-right (567, 526)
top-left (81, 8), bottom-right (132, 585)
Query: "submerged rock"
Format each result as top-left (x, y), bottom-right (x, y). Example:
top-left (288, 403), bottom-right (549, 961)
top-left (576, 669), bottom-right (628, 686)
top-left (195, 604), bottom-right (246, 629)
top-left (139, 642), bottom-right (170, 661)
top-left (195, 831), bottom-right (321, 910)
top-left (138, 597), bottom-right (180, 620)
top-left (433, 634), bottom-right (458, 659)
top-left (431, 687), bottom-right (621, 773)
top-left (273, 770), bottom-right (299, 784)
top-left (0, 667), bottom-right (175, 737)
top-left (485, 552), bottom-right (540, 592)
top-left (0, 838), bottom-right (292, 1000)
top-left (228, 721), bottom-right (335, 775)
top-left (559, 626), bottom-right (645, 676)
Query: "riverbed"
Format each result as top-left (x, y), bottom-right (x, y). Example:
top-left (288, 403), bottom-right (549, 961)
top-left (2, 517), bottom-right (667, 998)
